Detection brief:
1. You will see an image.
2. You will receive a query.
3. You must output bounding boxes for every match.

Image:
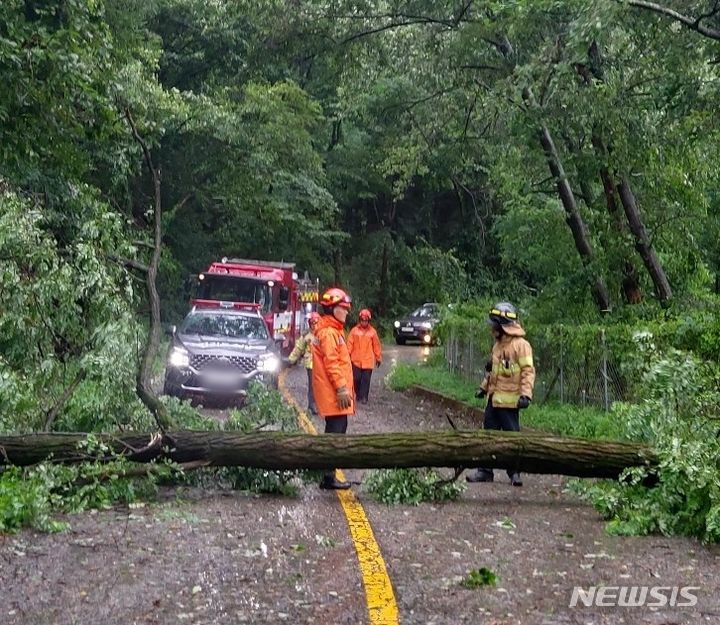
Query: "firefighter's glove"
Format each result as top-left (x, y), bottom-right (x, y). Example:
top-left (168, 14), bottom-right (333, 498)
top-left (475, 389), bottom-right (486, 399)
top-left (484, 361), bottom-right (493, 373)
top-left (517, 395), bottom-right (531, 409)
top-left (375, 360), bottom-right (382, 368)
top-left (336, 386), bottom-right (353, 409)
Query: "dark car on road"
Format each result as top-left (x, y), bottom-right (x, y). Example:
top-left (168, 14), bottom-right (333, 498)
top-left (163, 305), bottom-right (281, 405)
top-left (393, 302), bottom-right (441, 345)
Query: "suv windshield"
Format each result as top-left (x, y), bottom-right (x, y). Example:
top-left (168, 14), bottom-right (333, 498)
top-left (197, 276), bottom-right (272, 314)
top-left (181, 312), bottom-right (269, 340)
top-left (412, 305), bottom-right (438, 318)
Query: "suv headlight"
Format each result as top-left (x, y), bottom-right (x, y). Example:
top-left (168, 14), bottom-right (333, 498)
top-left (394, 321), bottom-right (400, 328)
top-left (168, 347), bottom-right (190, 368)
top-left (257, 353), bottom-right (280, 373)
top-left (420, 321), bottom-right (433, 329)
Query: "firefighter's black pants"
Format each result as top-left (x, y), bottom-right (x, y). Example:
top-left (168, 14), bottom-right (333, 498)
top-left (323, 415), bottom-right (348, 479)
top-left (352, 365), bottom-right (372, 403)
top-left (478, 402), bottom-right (521, 479)
top-left (305, 368), bottom-right (317, 414)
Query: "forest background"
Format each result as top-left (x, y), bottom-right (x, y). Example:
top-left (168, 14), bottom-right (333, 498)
top-left (1, 1), bottom-right (720, 537)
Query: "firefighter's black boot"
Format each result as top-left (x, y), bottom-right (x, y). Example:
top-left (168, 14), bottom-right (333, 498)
top-left (320, 473), bottom-right (351, 490)
top-left (510, 473), bottom-right (523, 487)
top-left (466, 469), bottom-right (494, 483)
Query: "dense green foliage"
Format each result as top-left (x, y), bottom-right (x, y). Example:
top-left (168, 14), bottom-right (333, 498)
top-left (0, 436), bottom-right (170, 533)
top-left (0, 384), bottom-right (310, 532)
top-left (363, 467), bottom-right (465, 505)
top-left (574, 345), bottom-right (720, 543)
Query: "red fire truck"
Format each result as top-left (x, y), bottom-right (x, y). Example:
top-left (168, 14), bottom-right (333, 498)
top-left (192, 258), bottom-right (319, 355)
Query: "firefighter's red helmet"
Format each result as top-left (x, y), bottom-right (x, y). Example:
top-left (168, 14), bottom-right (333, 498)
top-left (359, 308), bottom-right (371, 320)
top-left (321, 287), bottom-right (352, 310)
top-left (309, 312), bottom-right (321, 324)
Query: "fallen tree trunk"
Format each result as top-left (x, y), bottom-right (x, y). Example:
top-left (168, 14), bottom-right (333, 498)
top-left (0, 430), bottom-right (656, 479)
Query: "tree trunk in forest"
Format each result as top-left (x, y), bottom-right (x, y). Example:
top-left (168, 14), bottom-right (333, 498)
top-left (597, 165), bottom-right (643, 304)
top-left (576, 43), bottom-right (644, 306)
top-left (377, 236), bottom-right (390, 316)
top-left (616, 177), bottom-right (673, 304)
top-left (591, 137), bottom-right (644, 305)
top-left (542, 126), bottom-right (611, 312)
top-left (567, 141), bottom-right (642, 305)
top-left (333, 249), bottom-right (343, 286)
top-left (524, 88), bottom-right (611, 312)
top-left (0, 430), bottom-right (656, 479)
top-left (579, 42), bottom-right (661, 306)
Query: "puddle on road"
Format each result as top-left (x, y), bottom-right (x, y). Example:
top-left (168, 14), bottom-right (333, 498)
top-left (386, 345), bottom-right (434, 368)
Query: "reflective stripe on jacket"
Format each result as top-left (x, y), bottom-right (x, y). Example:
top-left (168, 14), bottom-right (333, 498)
top-left (347, 324), bottom-right (382, 369)
top-left (288, 331), bottom-right (314, 369)
top-left (311, 315), bottom-right (354, 417)
top-left (480, 323), bottom-right (535, 409)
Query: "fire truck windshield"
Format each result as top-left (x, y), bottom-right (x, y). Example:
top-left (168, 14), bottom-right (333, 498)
top-left (198, 276), bottom-right (272, 313)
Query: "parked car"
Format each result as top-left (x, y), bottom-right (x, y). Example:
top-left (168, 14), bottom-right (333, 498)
top-left (163, 304), bottom-right (281, 405)
top-left (393, 302), bottom-right (441, 345)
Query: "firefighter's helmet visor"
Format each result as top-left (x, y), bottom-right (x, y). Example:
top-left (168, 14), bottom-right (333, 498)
top-left (489, 308), bottom-right (517, 320)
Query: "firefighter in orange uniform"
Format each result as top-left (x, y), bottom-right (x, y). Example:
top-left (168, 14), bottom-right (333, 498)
top-left (347, 308), bottom-right (382, 404)
top-left (312, 287), bottom-right (354, 490)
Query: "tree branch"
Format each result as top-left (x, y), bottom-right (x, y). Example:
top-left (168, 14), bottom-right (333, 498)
top-left (625, 0), bottom-right (720, 40)
top-left (340, 20), bottom-right (430, 45)
top-left (109, 255), bottom-right (149, 273)
top-left (123, 108), bottom-right (172, 432)
top-left (44, 369), bottom-right (87, 430)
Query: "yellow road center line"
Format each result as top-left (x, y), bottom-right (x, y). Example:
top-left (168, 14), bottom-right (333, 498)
top-left (279, 371), bottom-right (400, 625)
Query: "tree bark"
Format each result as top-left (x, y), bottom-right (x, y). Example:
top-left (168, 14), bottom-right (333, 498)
top-left (616, 177), bottom-right (673, 304)
top-left (0, 430), bottom-right (656, 479)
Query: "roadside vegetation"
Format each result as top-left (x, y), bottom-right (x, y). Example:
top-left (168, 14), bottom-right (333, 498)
top-left (389, 359), bottom-right (628, 441)
top-left (0, 385), bottom-right (313, 533)
top-left (387, 305), bottom-right (720, 542)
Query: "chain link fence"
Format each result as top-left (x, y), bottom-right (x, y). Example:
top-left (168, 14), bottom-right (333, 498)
top-left (443, 326), bottom-right (629, 410)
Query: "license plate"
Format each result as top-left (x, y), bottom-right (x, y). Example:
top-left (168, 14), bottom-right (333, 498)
top-left (401, 327), bottom-right (414, 332)
top-left (208, 372), bottom-right (238, 386)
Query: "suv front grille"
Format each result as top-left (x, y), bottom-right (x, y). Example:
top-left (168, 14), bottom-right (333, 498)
top-left (190, 354), bottom-right (257, 373)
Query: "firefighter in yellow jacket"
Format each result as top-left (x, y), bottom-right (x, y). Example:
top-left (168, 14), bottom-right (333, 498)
top-left (466, 302), bottom-right (535, 487)
top-left (287, 311), bottom-right (320, 415)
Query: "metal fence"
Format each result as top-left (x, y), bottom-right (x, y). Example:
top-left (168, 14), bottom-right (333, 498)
top-left (443, 326), bottom-right (629, 410)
